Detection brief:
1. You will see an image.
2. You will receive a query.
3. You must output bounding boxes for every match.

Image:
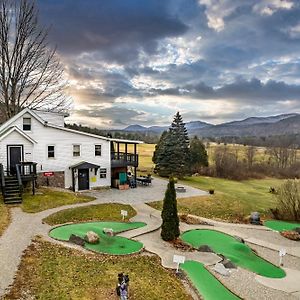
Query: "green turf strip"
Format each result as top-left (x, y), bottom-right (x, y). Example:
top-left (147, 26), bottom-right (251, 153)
top-left (181, 261), bottom-right (240, 300)
top-left (49, 221), bottom-right (146, 255)
top-left (181, 229), bottom-right (285, 278)
top-left (264, 220), bottom-right (300, 232)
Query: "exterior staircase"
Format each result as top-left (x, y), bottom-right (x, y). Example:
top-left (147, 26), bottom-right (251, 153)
top-left (2, 176), bottom-right (23, 204)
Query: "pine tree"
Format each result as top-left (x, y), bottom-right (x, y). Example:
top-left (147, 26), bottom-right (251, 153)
top-left (189, 136), bottom-right (208, 173)
top-left (161, 177), bottom-right (180, 241)
top-left (152, 131), bottom-right (169, 164)
top-left (154, 112), bottom-right (190, 178)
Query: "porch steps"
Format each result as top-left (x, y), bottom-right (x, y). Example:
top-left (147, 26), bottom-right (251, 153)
top-left (3, 176), bottom-right (22, 204)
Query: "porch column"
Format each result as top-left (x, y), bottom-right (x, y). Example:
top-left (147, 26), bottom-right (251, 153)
top-left (117, 142), bottom-right (120, 160)
top-left (134, 143), bottom-right (137, 185)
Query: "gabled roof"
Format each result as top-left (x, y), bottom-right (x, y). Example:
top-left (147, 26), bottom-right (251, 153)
top-left (0, 108), bottom-right (45, 134)
top-left (0, 126), bottom-right (37, 143)
top-left (0, 108), bottom-right (143, 144)
top-left (69, 161), bottom-right (100, 170)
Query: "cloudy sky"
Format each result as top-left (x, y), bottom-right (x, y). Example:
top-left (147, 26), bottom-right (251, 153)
top-left (38, 0), bottom-right (300, 128)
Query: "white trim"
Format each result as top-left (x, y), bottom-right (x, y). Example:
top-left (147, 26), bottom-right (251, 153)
top-left (0, 108), bottom-right (45, 133)
top-left (94, 144), bottom-right (102, 157)
top-left (110, 138), bottom-right (144, 144)
top-left (72, 144), bottom-right (81, 157)
top-left (0, 108), bottom-right (144, 144)
top-left (47, 123), bottom-right (111, 141)
top-left (0, 126), bottom-right (37, 143)
top-left (7, 145), bottom-right (23, 171)
top-left (47, 144), bottom-right (56, 159)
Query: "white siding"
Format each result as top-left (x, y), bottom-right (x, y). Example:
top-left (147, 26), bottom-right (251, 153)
top-left (33, 123), bottom-right (111, 189)
top-left (0, 131), bottom-right (33, 170)
top-left (0, 112), bottom-right (111, 190)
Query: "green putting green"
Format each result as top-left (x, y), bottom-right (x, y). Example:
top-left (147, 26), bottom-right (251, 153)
top-left (181, 229), bottom-right (285, 278)
top-left (181, 261), bottom-right (240, 300)
top-left (49, 221), bottom-right (146, 255)
top-left (264, 220), bottom-right (300, 232)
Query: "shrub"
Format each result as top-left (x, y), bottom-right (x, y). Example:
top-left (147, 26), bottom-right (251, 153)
top-left (161, 178), bottom-right (180, 241)
top-left (274, 179), bottom-right (300, 221)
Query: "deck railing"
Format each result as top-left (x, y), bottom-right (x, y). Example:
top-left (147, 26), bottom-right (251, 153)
top-left (16, 162), bottom-right (37, 177)
top-left (16, 165), bottom-right (23, 193)
top-left (111, 152), bottom-right (138, 167)
top-left (0, 164), bottom-right (5, 195)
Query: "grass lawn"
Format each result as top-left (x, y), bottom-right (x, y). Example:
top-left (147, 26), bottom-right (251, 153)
top-left (22, 187), bottom-right (95, 213)
top-left (5, 239), bottom-right (192, 300)
top-left (43, 203), bottom-right (137, 225)
top-left (149, 177), bottom-right (284, 222)
top-left (0, 200), bottom-right (10, 237)
top-left (137, 143), bottom-right (155, 174)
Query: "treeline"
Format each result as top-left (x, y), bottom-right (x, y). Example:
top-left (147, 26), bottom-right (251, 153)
top-left (66, 123), bottom-right (160, 143)
top-left (202, 145), bottom-right (300, 180)
top-left (208, 134), bottom-right (300, 149)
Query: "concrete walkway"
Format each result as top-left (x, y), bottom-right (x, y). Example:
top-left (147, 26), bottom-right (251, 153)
top-left (256, 268), bottom-right (300, 296)
top-left (0, 178), bottom-right (205, 297)
top-left (0, 177), bottom-right (300, 299)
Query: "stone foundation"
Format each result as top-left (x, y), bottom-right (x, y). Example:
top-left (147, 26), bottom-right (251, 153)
top-left (36, 171), bottom-right (65, 188)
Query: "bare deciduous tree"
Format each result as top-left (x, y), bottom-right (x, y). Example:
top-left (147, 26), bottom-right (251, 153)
top-left (246, 146), bottom-right (256, 169)
top-left (275, 179), bottom-right (300, 221)
top-left (0, 0), bottom-right (69, 121)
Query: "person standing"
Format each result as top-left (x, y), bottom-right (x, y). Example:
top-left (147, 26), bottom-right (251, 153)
top-left (119, 281), bottom-right (128, 300)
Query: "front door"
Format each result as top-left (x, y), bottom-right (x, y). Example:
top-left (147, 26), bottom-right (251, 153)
top-left (8, 146), bottom-right (22, 175)
top-left (78, 169), bottom-right (89, 190)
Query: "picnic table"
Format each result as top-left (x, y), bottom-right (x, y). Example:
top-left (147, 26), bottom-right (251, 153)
top-left (136, 176), bottom-right (152, 186)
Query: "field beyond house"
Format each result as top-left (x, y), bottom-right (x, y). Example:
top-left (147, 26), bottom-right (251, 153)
top-left (149, 177), bottom-right (282, 221)
top-left (139, 143), bottom-right (284, 221)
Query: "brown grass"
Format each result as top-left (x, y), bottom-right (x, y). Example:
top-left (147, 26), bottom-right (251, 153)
top-left (5, 238), bottom-right (192, 300)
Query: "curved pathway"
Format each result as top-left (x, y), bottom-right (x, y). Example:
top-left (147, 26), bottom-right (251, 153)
top-left (0, 178), bottom-right (300, 299)
top-left (0, 178), bottom-right (205, 297)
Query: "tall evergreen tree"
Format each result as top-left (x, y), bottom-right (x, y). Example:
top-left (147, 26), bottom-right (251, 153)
top-left (161, 177), bottom-right (180, 241)
top-left (154, 112), bottom-right (190, 178)
top-left (152, 131), bottom-right (169, 164)
top-left (189, 136), bottom-right (209, 172)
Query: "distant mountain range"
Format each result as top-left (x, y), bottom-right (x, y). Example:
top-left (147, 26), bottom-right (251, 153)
top-left (124, 120), bottom-right (211, 133)
top-left (123, 113), bottom-right (300, 137)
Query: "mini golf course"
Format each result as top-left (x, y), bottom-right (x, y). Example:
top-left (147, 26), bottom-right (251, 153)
top-left (49, 221), bottom-right (146, 255)
top-left (181, 229), bottom-right (285, 278)
top-left (181, 261), bottom-right (240, 300)
top-left (264, 220), bottom-right (300, 232)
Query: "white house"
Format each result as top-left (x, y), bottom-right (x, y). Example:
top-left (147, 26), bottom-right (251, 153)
top-left (0, 108), bottom-right (142, 193)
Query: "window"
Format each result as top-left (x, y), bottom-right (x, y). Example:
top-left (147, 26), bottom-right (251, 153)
top-left (73, 145), bottom-right (81, 157)
top-left (100, 168), bottom-right (107, 178)
top-left (48, 145), bottom-right (55, 158)
top-left (23, 118), bottom-right (31, 131)
top-left (95, 144), bottom-right (101, 156)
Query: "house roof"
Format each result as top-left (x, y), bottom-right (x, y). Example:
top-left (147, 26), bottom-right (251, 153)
top-left (0, 108), bottom-right (46, 134)
top-left (69, 161), bottom-right (100, 170)
top-left (0, 108), bottom-right (143, 144)
top-left (0, 126), bottom-right (37, 143)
